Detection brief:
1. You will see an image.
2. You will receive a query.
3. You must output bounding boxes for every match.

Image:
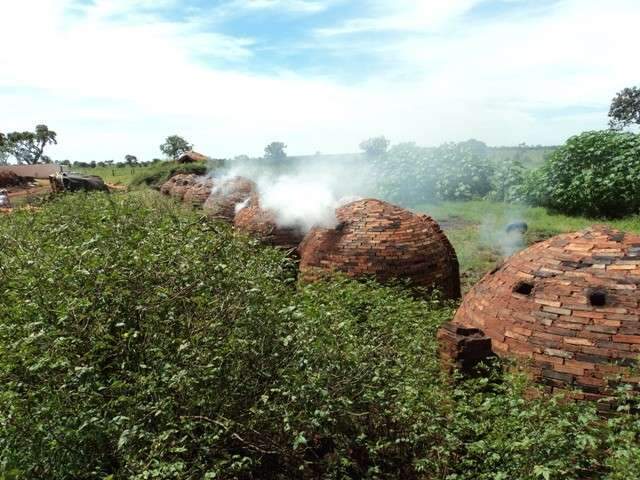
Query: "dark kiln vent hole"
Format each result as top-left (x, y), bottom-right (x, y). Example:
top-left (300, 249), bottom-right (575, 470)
top-left (513, 281), bottom-right (534, 295)
top-left (589, 290), bottom-right (607, 307)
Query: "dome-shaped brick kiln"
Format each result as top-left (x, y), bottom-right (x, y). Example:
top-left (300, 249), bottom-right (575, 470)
top-left (183, 176), bottom-right (215, 208)
top-left (234, 199), bottom-right (304, 252)
top-left (203, 176), bottom-right (256, 222)
top-left (450, 226), bottom-right (640, 400)
top-left (298, 199), bottom-right (461, 299)
top-left (159, 176), bottom-right (177, 196)
top-left (160, 174), bottom-right (198, 200)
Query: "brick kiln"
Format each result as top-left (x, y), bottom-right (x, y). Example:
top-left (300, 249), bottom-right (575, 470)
top-left (183, 176), bottom-right (214, 208)
top-left (160, 174), bottom-right (198, 200)
top-left (448, 226), bottom-right (640, 401)
top-left (234, 199), bottom-right (304, 252)
top-left (298, 199), bottom-right (461, 299)
top-left (203, 176), bottom-right (256, 222)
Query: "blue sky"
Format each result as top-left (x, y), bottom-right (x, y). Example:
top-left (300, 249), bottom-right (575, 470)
top-left (1, 0), bottom-right (639, 161)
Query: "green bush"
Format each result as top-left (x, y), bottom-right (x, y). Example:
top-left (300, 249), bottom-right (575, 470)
top-left (486, 157), bottom-right (526, 202)
top-left (374, 140), bottom-right (495, 206)
top-left (373, 142), bottom-right (437, 205)
top-left (129, 161), bottom-right (209, 188)
top-left (522, 131), bottom-right (640, 217)
top-left (432, 140), bottom-right (494, 201)
top-left (1, 193), bottom-right (638, 479)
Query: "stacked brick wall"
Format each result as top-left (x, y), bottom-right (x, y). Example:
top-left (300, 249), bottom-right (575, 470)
top-left (452, 226), bottom-right (640, 401)
top-left (234, 199), bottom-right (304, 252)
top-left (438, 322), bottom-right (494, 373)
top-left (298, 199), bottom-right (461, 299)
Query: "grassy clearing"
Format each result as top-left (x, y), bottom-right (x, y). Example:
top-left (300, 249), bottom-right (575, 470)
top-left (74, 164), bottom-right (159, 185)
top-left (415, 200), bottom-right (640, 290)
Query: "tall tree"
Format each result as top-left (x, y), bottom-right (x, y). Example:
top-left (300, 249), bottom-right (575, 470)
top-left (609, 86), bottom-right (640, 129)
top-left (359, 136), bottom-right (390, 157)
top-left (0, 133), bottom-right (8, 165)
top-left (264, 142), bottom-right (287, 160)
top-left (160, 135), bottom-right (192, 160)
top-left (124, 154), bottom-right (138, 166)
top-left (3, 124), bottom-right (57, 164)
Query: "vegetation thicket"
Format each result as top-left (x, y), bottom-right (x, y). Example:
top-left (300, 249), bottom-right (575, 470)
top-left (374, 128), bottom-right (640, 220)
top-left (522, 130), bottom-right (640, 217)
top-left (1, 193), bottom-right (640, 479)
top-left (129, 161), bottom-right (208, 188)
top-left (373, 139), bottom-right (496, 205)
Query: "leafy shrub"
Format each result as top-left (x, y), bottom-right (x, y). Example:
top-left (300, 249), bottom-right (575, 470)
top-left (602, 384), bottom-right (640, 479)
top-left (486, 157), bottom-right (526, 202)
top-left (0, 193), bottom-right (454, 478)
top-left (374, 140), bottom-right (495, 206)
top-left (432, 140), bottom-right (494, 201)
top-left (373, 142), bottom-right (437, 205)
top-left (130, 161), bottom-right (209, 188)
top-left (522, 131), bottom-right (640, 217)
top-left (0, 193), bottom-right (638, 479)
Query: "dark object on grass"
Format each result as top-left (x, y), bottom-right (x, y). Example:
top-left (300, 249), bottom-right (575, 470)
top-left (49, 172), bottom-right (109, 193)
top-left (505, 221), bottom-right (528, 234)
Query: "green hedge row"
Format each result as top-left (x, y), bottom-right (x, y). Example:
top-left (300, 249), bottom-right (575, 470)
top-left (0, 193), bottom-right (639, 479)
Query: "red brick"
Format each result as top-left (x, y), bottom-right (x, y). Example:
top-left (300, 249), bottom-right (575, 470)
top-left (450, 226), bottom-right (640, 398)
top-left (613, 335), bottom-right (640, 344)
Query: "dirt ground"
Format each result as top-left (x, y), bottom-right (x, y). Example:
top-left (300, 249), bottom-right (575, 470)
top-left (5, 180), bottom-right (51, 206)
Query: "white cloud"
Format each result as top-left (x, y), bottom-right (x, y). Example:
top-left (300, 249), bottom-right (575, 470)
top-left (236, 0), bottom-right (333, 13)
top-left (0, 0), bottom-right (639, 162)
top-left (316, 0), bottom-right (484, 35)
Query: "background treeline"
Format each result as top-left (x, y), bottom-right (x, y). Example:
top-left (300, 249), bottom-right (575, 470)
top-left (372, 130), bottom-right (640, 218)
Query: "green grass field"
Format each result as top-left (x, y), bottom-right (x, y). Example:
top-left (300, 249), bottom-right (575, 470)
top-left (415, 200), bottom-right (640, 290)
top-left (74, 164), bottom-right (159, 185)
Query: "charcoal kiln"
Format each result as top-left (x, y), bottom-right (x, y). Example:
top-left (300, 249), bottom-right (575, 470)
top-left (234, 198), bottom-right (305, 252)
top-left (168, 174), bottom-right (198, 201)
top-left (203, 176), bottom-right (256, 222)
top-left (450, 226), bottom-right (640, 401)
top-left (298, 199), bottom-right (461, 299)
top-left (183, 176), bottom-right (215, 208)
top-left (160, 174), bottom-right (196, 198)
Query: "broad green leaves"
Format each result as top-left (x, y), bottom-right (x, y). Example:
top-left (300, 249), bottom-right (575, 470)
top-left (523, 130), bottom-right (640, 217)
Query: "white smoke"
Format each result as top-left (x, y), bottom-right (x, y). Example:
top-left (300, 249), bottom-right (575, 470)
top-left (212, 155), bottom-right (374, 233)
top-left (234, 197), bottom-right (250, 214)
top-left (479, 209), bottom-right (527, 258)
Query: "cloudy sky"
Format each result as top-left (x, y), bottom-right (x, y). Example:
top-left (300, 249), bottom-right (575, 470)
top-left (1, 0), bottom-right (638, 161)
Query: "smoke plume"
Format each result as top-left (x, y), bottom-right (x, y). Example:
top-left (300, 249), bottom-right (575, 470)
top-left (211, 155), bottom-right (375, 232)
